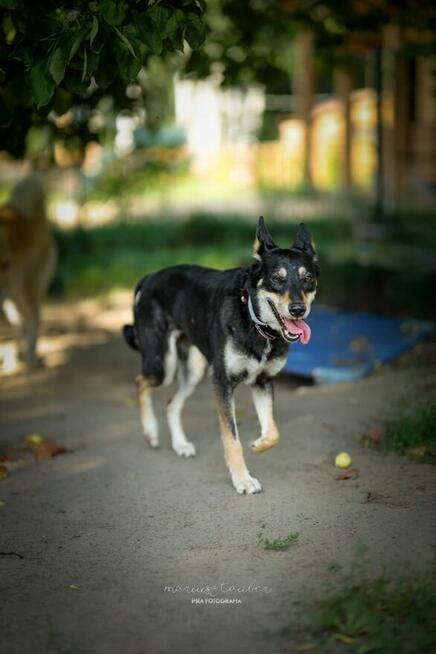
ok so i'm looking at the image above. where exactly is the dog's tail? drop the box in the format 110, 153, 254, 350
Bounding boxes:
122, 324, 139, 351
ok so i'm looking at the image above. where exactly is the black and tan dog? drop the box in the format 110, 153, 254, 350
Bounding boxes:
123, 218, 318, 494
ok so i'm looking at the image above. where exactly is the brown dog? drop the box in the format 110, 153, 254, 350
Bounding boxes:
0, 174, 56, 367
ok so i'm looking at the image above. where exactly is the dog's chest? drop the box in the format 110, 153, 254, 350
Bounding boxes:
224, 339, 286, 384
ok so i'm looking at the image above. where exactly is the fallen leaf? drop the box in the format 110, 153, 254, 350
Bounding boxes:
34, 441, 67, 462
0, 500, 5, 507
336, 467, 360, 480
0, 465, 8, 480
366, 426, 382, 443
0, 454, 12, 462
68, 584, 80, 590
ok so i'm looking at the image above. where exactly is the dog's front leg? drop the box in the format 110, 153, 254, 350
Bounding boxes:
214, 377, 262, 495
250, 378, 280, 453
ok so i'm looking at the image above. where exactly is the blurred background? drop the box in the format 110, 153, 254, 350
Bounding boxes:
1, 1, 435, 321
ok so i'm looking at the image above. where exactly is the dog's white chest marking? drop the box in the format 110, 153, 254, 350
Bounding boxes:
224, 339, 286, 385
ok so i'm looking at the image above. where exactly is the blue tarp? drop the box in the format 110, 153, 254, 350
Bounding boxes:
283, 306, 434, 384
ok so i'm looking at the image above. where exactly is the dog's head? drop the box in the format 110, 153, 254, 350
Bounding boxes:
251, 217, 319, 344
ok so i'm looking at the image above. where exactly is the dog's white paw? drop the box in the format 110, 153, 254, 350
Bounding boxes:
173, 441, 196, 458
233, 474, 263, 495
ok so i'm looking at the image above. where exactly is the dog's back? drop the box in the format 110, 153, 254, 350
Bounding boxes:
0, 174, 53, 265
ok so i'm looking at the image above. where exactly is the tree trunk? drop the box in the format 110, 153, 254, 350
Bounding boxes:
381, 24, 410, 213
293, 28, 315, 189
334, 66, 354, 190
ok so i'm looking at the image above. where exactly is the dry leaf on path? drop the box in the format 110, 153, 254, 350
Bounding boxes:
34, 441, 67, 462
336, 467, 360, 480
366, 426, 383, 444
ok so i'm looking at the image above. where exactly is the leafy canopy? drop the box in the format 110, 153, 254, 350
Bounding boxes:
0, 0, 205, 155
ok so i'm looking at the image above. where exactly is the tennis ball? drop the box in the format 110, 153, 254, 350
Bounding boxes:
335, 452, 352, 468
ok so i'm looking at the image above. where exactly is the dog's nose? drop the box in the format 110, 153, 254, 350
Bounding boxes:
289, 303, 306, 318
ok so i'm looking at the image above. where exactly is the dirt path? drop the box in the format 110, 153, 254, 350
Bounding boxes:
1, 297, 435, 654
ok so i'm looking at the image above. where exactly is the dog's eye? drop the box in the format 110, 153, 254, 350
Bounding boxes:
270, 273, 282, 284
304, 273, 314, 283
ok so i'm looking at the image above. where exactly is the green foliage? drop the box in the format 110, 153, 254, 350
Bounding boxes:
83, 151, 190, 202
184, 0, 436, 89
384, 404, 436, 462
51, 217, 252, 297
30, 60, 56, 109
48, 212, 436, 322
0, 0, 205, 155
257, 531, 299, 551
290, 572, 436, 653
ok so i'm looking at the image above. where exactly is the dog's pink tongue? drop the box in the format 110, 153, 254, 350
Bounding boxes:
283, 318, 311, 345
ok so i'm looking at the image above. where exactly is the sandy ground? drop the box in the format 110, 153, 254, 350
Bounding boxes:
1, 295, 435, 654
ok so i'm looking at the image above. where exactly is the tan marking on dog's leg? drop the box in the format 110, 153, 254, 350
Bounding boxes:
216, 396, 262, 494
250, 385, 280, 453
167, 347, 207, 458
136, 374, 159, 448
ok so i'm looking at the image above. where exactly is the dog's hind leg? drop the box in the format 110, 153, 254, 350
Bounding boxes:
1, 298, 21, 372
6, 285, 40, 365
8, 238, 56, 366
136, 374, 159, 448
250, 379, 280, 453
167, 345, 207, 458
214, 380, 262, 494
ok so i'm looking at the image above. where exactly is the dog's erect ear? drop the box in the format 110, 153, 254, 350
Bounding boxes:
253, 216, 276, 260
292, 223, 317, 259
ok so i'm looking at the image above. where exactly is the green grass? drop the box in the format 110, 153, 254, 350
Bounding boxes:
51, 214, 351, 297
257, 531, 299, 551
384, 404, 436, 462
288, 573, 436, 654
49, 212, 436, 320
